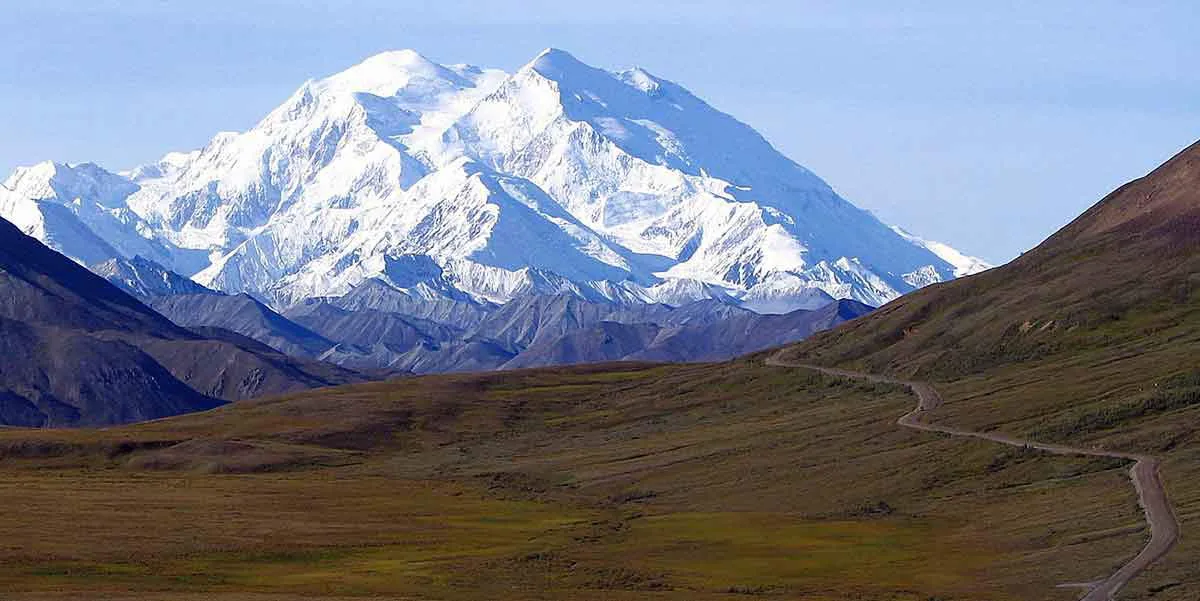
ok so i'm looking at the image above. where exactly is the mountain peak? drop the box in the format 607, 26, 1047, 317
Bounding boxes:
317, 49, 467, 97
4, 160, 136, 207
4, 160, 59, 191
525, 47, 591, 79
533, 47, 578, 62
357, 49, 439, 71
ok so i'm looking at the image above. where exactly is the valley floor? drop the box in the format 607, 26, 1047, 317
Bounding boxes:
0, 359, 1187, 600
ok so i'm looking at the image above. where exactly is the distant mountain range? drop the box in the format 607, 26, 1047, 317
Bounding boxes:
0, 48, 987, 314
0, 211, 871, 426
111, 268, 873, 373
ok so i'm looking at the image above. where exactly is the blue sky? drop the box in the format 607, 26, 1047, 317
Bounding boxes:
1, 1, 1195, 263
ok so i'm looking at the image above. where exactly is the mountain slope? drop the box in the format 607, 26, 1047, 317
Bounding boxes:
0, 317, 221, 426
504, 299, 872, 369
770, 140, 1200, 600
149, 293, 336, 358
633, 299, 875, 362
0, 216, 217, 425
499, 321, 663, 368
0, 214, 183, 335
889, 225, 992, 277
1, 48, 987, 312
0, 216, 366, 426
93, 255, 219, 299
439, 48, 964, 302
0, 162, 181, 268
782, 140, 1200, 379
272, 286, 867, 373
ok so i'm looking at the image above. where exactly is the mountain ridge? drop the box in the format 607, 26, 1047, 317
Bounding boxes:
0, 48, 988, 313
778, 139, 1200, 379
0, 216, 367, 427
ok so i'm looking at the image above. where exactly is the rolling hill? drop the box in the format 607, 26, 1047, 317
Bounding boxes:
773, 139, 1200, 599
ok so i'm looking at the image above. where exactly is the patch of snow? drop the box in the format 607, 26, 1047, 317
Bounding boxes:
890, 225, 992, 277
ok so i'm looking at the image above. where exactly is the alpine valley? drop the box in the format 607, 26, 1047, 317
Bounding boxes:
0, 48, 987, 378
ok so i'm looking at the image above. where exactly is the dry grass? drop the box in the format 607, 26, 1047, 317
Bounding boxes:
760, 143, 1200, 599
0, 359, 1160, 600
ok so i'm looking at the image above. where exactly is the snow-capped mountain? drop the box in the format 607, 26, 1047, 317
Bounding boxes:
0, 48, 988, 311
0, 162, 177, 267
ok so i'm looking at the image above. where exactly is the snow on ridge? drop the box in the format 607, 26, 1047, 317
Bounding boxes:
0, 47, 989, 314
889, 225, 992, 277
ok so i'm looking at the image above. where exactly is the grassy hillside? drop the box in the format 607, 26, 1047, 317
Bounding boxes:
0, 360, 1153, 600
782, 140, 1200, 379
772, 141, 1200, 599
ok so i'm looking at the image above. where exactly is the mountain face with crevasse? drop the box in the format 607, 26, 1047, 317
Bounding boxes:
0, 48, 987, 314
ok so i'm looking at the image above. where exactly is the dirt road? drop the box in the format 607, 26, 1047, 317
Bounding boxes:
765, 355, 1179, 601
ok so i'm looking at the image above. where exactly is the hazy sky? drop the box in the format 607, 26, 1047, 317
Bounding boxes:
2, 1, 1196, 263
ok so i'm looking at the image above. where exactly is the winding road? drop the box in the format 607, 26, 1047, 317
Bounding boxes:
765, 354, 1180, 601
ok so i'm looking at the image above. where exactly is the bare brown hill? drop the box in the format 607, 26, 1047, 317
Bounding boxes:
0, 217, 365, 426
780, 140, 1200, 380
1047, 139, 1200, 248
